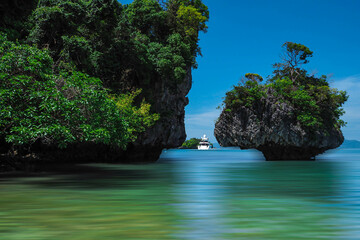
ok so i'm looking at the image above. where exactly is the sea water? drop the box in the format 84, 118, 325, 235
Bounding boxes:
0, 148, 360, 239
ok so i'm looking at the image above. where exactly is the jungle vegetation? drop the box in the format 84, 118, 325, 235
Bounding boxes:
222, 42, 348, 130
0, 0, 209, 153
179, 137, 211, 149
180, 137, 213, 149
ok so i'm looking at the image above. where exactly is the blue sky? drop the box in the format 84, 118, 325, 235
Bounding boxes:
121, 0, 360, 142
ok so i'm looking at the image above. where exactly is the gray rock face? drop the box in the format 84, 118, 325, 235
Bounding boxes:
123, 68, 192, 162
214, 89, 344, 160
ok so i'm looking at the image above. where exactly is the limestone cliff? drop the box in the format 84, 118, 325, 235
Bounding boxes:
123, 68, 192, 162
214, 88, 344, 160
0, 0, 209, 170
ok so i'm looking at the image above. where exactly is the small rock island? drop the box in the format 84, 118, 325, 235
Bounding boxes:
215, 42, 348, 160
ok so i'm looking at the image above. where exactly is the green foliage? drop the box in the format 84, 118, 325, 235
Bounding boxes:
245, 73, 263, 82
283, 42, 313, 64
223, 76, 266, 109
180, 137, 213, 149
270, 77, 321, 127
222, 43, 348, 130
0, 0, 209, 154
0, 0, 37, 41
25, 0, 208, 90
110, 89, 160, 142
125, 0, 167, 38
180, 138, 201, 149
272, 42, 314, 83
147, 33, 192, 82
166, 0, 209, 59
176, 4, 207, 39
0, 35, 158, 150
269, 76, 348, 128
168, 0, 209, 33
27, 0, 87, 55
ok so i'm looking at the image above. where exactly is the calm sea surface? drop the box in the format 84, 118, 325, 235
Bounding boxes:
1, 148, 360, 239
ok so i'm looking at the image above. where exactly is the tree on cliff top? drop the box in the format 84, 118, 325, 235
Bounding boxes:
221, 42, 348, 130
272, 42, 313, 83
244, 73, 263, 83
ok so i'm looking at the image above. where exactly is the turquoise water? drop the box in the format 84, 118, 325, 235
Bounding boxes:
1, 148, 360, 239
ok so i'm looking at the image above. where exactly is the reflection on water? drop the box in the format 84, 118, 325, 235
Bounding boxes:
0, 149, 360, 239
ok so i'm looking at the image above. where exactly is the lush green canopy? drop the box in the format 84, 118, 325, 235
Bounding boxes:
0, 0, 209, 153
222, 42, 348, 130
25, 0, 209, 91
0, 35, 159, 149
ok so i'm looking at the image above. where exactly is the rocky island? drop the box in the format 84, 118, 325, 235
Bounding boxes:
0, 0, 209, 170
215, 43, 348, 160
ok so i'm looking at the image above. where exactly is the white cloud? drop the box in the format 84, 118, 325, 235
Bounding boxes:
185, 108, 221, 127
332, 75, 360, 140
185, 108, 222, 141
331, 75, 360, 88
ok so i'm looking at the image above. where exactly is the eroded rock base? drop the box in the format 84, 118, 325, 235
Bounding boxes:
258, 146, 325, 161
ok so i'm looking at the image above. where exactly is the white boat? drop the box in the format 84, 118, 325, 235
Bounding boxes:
198, 134, 211, 150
